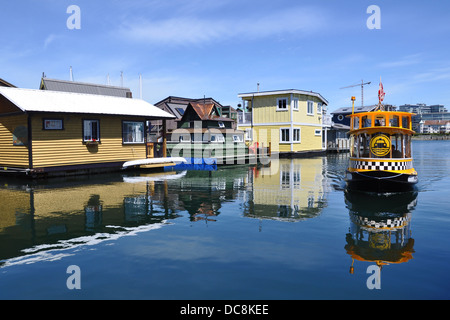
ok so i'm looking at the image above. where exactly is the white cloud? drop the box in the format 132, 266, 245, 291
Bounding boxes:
44, 34, 58, 49
378, 53, 422, 68
118, 6, 327, 46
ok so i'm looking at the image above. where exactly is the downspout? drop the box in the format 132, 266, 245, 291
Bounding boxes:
27, 113, 33, 170
290, 93, 294, 152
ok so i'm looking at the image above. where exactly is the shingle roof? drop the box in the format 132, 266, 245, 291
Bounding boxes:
0, 87, 175, 119
40, 78, 132, 98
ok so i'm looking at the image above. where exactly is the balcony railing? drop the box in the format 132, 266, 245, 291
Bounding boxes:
238, 112, 252, 125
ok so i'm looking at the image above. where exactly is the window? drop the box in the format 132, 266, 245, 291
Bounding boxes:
293, 128, 301, 142
317, 103, 322, 114
245, 128, 253, 141
307, 101, 314, 115
233, 135, 243, 142
210, 134, 224, 142
175, 108, 185, 116
123, 121, 145, 144
280, 128, 290, 143
315, 129, 322, 136
83, 120, 100, 142
277, 98, 288, 111
292, 98, 299, 111
43, 119, 63, 130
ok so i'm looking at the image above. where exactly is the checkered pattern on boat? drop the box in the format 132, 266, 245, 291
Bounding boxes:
350, 213, 411, 230
350, 159, 413, 171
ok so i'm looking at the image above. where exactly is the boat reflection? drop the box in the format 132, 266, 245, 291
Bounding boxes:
344, 190, 418, 274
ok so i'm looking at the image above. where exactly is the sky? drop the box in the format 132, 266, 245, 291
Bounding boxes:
1, 0, 450, 113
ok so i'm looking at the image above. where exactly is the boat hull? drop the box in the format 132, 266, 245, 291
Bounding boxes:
345, 170, 418, 193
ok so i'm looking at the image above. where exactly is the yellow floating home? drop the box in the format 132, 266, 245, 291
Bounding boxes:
237, 89, 329, 157
0, 87, 176, 177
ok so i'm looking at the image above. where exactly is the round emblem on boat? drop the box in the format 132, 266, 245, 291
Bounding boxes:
370, 134, 391, 157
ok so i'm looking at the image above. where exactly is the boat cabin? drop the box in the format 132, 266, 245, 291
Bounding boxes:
345, 109, 418, 192
348, 111, 414, 160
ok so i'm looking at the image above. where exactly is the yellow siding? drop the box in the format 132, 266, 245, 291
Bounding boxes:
292, 95, 322, 125
293, 125, 322, 152
0, 114, 29, 167
31, 114, 147, 168
253, 95, 291, 124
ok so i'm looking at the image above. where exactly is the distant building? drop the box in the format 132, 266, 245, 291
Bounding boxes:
220, 105, 238, 122
153, 96, 229, 137
419, 120, 450, 134
170, 101, 242, 143
398, 103, 450, 132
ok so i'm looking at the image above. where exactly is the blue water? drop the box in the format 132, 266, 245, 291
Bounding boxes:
0, 140, 449, 300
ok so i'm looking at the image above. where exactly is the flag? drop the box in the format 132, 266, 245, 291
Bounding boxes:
378, 77, 385, 103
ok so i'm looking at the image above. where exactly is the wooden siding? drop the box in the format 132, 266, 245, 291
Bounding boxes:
31, 114, 147, 168
0, 114, 29, 168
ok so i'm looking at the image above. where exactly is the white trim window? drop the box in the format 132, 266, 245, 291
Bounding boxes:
210, 134, 225, 143
292, 98, 299, 111
123, 121, 145, 144
293, 128, 301, 142
233, 135, 243, 143
315, 129, 322, 136
307, 101, 314, 115
280, 128, 290, 143
83, 119, 100, 142
244, 128, 253, 141
277, 98, 288, 111
317, 103, 322, 114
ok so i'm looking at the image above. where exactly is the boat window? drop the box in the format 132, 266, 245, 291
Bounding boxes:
352, 116, 360, 129
391, 134, 403, 158
362, 116, 371, 128
402, 116, 411, 129
390, 115, 399, 127
375, 115, 385, 126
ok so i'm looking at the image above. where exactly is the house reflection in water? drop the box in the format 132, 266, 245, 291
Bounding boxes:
0, 172, 185, 264
244, 158, 328, 222
344, 191, 418, 274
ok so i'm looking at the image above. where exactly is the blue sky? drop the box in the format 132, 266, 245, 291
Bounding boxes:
1, 0, 450, 112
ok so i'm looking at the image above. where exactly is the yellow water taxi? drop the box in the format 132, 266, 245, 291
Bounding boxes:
345, 94, 418, 192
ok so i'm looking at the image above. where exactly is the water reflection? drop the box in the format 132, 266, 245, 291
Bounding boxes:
344, 190, 418, 274
243, 158, 329, 222
0, 158, 331, 266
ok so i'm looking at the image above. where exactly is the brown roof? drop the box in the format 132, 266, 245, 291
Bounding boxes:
187, 102, 233, 121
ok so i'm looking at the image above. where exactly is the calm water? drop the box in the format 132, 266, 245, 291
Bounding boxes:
0, 140, 449, 300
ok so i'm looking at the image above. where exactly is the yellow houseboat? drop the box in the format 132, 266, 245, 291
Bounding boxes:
0, 87, 177, 178
345, 100, 418, 192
